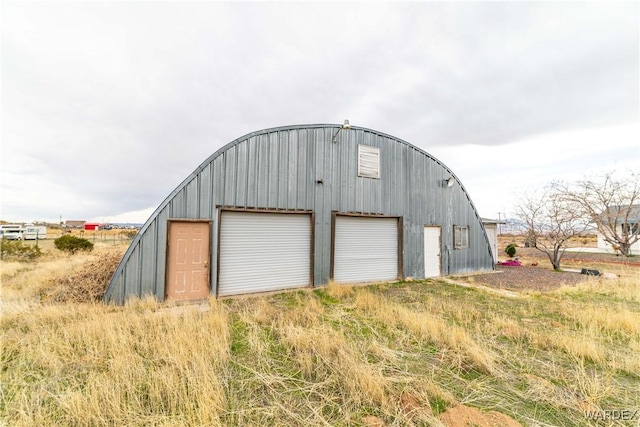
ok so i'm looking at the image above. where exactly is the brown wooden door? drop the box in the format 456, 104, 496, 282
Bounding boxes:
166, 221, 210, 301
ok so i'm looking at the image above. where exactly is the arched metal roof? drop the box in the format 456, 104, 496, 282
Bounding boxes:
105, 124, 493, 303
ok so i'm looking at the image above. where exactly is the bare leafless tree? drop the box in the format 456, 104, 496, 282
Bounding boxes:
515, 187, 591, 270
554, 172, 640, 256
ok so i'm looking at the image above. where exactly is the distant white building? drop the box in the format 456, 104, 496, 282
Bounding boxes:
0, 224, 23, 240
23, 226, 47, 240
597, 205, 640, 255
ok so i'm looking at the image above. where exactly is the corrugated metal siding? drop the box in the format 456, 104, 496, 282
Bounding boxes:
139, 223, 157, 297
104, 124, 494, 304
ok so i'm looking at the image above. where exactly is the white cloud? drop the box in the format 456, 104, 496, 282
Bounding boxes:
90, 207, 156, 225
1, 2, 638, 224
429, 123, 640, 218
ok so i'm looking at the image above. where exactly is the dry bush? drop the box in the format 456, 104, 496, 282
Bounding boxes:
41, 249, 122, 303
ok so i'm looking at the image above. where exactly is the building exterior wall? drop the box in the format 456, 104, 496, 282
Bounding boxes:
105, 124, 494, 304
597, 226, 640, 255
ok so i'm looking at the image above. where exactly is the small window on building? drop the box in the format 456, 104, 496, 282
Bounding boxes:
622, 222, 639, 236
454, 225, 469, 249
358, 145, 380, 179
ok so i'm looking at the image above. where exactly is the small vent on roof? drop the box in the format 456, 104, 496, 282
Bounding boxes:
358, 145, 380, 179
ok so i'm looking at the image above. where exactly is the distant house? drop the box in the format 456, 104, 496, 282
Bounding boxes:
597, 205, 640, 255
65, 220, 86, 229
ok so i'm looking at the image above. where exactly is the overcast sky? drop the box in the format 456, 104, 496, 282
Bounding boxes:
1, 1, 638, 224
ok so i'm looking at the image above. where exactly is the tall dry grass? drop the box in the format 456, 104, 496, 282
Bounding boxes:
552, 269, 640, 302
353, 288, 497, 375
2, 297, 230, 426
2, 248, 639, 426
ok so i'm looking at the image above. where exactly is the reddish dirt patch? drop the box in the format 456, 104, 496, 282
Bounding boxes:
440, 404, 521, 427
400, 391, 432, 418
400, 391, 421, 414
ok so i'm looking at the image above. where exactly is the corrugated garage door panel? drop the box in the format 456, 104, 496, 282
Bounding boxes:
218, 211, 311, 296
334, 216, 398, 283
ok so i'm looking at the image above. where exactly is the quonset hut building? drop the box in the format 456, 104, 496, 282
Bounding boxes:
105, 124, 494, 304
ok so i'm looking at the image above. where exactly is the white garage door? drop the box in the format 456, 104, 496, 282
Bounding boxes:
333, 216, 399, 283
218, 211, 311, 296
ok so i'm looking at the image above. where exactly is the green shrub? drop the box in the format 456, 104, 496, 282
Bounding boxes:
0, 239, 43, 261
54, 235, 94, 254
505, 243, 517, 258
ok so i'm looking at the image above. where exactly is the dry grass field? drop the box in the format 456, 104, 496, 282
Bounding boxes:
1, 241, 639, 426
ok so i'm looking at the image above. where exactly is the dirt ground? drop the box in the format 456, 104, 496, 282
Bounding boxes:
460, 247, 639, 292
440, 404, 522, 427
458, 265, 589, 291
362, 404, 523, 427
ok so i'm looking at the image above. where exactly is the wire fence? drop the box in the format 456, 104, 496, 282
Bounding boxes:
33, 230, 138, 244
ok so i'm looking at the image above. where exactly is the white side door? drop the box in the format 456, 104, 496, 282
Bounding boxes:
424, 226, 441, 278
